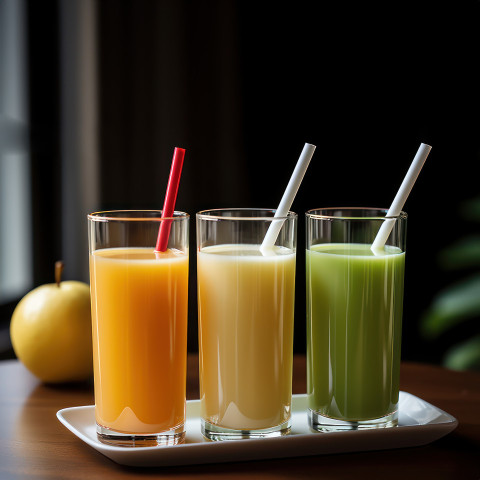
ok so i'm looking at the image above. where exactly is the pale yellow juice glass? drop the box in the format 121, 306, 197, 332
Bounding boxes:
88, 210, 189, 447
196, 208, 297, 440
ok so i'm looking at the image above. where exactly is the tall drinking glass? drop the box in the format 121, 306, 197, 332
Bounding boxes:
197, 208, 297, 440
306, 208, 406, 432
88, 210, 189, 446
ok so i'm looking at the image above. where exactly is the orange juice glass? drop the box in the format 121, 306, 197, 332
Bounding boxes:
88, 210, 189, 446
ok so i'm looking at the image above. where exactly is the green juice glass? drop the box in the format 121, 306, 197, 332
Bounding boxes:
306, 208, 407, 432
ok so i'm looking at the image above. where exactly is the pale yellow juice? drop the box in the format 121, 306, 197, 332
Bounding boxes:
197, 244, 296, 430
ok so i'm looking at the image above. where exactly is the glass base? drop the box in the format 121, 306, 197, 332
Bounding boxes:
201, 418, 291, 441
96, 423, 185, 447
308, 409, 398, 432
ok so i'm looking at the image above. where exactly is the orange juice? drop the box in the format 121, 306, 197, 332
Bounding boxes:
90, 247, 188, 434
197, 244, 295, 431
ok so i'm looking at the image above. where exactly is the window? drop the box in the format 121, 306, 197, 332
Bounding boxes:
0, 0, 32, 358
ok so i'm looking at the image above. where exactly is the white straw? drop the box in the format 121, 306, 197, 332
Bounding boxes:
371, 143, 432, 253
260, 143, 316, 255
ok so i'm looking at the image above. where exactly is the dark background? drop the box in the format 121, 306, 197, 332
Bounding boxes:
2, 0, 479, 364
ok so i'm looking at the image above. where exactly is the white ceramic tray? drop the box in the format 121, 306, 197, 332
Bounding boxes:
57, 392, 458, 467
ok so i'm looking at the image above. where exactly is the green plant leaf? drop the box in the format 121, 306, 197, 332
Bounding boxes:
438, 235, 480, 270
460, 197, 480, 222
420, 274, 480, 338
443, 335, 480, 371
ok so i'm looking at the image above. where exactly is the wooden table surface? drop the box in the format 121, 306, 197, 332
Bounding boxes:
0, 355, 479, 480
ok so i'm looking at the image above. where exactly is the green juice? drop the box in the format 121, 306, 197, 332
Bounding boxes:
306, 243, 405, 421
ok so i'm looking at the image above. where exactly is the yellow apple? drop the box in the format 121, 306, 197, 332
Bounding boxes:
10, 262, 93, 383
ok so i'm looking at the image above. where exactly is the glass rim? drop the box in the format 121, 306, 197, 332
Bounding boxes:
305, 207, 408, 221
87, 210, 190, 222
196, 208, 297, 221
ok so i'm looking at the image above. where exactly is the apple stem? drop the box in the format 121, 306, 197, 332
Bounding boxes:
55, 261, 64, 287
